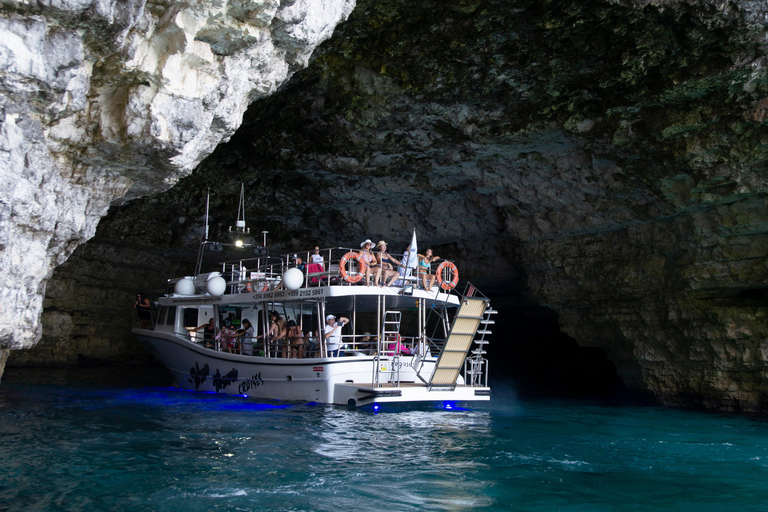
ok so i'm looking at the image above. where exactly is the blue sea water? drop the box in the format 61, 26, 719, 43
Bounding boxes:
1, 368, 767, 511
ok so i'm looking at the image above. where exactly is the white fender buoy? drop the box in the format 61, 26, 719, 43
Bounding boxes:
206, 276, 226, 296
174, 277, 195, 295
283, 267, 304, 290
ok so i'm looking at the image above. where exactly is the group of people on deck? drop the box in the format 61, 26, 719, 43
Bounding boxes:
358, 239, 440, 291
187, 312, 414, 358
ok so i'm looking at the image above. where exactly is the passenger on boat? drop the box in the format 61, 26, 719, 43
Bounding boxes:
376, 241, 403, 287
187, 318, 215, 348
310, 246, 325, 270
386, 335, 414, 356
418, 248, 440, 291
324, 314, 348, 357
216, 325, 235, 353
304, 329, 320, 358
358, 239, 380, 286
134, 292, 152, 328
234, 319, 255, 355
287, 319, 304, 359
293, 255, 306, 272
359, 331, 374, 355
270, 311, 288, 358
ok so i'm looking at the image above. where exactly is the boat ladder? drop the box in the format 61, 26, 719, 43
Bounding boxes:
464, 307, 496, 387
428, 296, 490, 391
374, 311, 402, 387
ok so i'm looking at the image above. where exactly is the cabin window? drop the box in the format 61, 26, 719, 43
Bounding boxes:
183, 308, 199, 329
166, 306, 176, 326
156, 307, 167, 326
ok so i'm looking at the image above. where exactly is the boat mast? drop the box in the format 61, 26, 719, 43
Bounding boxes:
195, 189, 211, 275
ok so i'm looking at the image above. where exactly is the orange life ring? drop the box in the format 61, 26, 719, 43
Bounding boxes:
339, 251, 366, 283
436, 261, 459, 290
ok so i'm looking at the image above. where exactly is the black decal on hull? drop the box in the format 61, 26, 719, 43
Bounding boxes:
237, 373, 264, 394
213, 368, 239, 392
189, 362, 210, 388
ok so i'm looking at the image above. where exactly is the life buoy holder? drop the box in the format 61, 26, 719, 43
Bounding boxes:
339, 251, 366, 283
436, 261, 459, 290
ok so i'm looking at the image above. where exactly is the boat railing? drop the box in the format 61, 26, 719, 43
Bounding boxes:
131, 306, 158, 330
219, 247, 459, 293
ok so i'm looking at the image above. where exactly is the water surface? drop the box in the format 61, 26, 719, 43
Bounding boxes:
1, 368, 766, 511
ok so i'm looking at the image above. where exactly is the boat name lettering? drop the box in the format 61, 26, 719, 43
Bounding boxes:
171, 297, 222, 304
212, 368, 239, 392
395, 361, 414, 369
189, 362, 210, 389
238, 373, 264, 394
312, 366, 324, 372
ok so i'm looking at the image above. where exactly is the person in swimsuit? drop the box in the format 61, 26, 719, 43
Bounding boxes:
418, 248, 440, 291
286, 319, 305, 358
376, 241, 402, 287
358, 239, 381, 286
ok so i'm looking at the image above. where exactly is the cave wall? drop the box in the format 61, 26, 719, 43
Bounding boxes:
0, 0, 355, 372
8, 0, 768, 412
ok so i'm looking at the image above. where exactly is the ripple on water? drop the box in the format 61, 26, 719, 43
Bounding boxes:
2, 370, 768, 511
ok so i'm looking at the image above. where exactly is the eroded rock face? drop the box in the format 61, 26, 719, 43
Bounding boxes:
0, 0, 355, 362
7, 0, 768, 412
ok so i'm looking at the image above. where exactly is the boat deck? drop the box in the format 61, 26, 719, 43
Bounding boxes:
333, 381, 491, 407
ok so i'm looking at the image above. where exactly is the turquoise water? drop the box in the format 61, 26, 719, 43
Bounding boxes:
1, 368, 767, 511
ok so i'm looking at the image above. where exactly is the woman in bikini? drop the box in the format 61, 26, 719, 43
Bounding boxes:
358, 239, 381, 286
376, 241, 403, 287
418, 248, 440, 291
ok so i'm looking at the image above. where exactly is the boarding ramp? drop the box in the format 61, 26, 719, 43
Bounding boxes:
428, 296, 490, 390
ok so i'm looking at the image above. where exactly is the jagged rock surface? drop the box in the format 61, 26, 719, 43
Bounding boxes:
8, 0, 768, 412
0, 0, 355, 367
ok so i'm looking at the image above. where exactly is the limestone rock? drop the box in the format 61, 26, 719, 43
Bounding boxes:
0, 0, 354, 351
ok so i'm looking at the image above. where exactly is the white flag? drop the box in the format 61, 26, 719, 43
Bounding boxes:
406, 229, 418, 275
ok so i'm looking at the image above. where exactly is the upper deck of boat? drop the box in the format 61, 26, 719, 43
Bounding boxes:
161, 246, 464, 312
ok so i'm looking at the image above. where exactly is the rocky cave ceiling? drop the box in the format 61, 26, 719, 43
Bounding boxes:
3, 0, 768, 411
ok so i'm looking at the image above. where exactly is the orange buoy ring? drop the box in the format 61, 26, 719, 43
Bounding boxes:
436, 261, 459, 290
339, 251, 366, 283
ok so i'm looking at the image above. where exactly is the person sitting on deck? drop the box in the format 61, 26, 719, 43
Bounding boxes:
386, 334, 414, 356
417, 248, 440, 291
324, 314, 349, 356
358, 239, 380, 286
187, 318, 215, 348
376, 241, 403, 287
310, 246, 325, 270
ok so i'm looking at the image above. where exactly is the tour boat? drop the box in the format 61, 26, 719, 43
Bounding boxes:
132, 191, 493, 408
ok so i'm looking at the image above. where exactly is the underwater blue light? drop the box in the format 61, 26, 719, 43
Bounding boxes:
373, 404, 380, 412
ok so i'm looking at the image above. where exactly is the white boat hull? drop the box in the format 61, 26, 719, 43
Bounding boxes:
135, 330, 490, 407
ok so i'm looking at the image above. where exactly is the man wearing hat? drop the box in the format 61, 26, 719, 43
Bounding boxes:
324, 314, 349, 356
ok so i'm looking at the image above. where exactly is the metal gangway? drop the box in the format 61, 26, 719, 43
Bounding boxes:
428, 290, 492, 390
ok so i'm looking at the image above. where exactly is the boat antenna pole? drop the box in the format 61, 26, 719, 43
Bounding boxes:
233, 183, 246, 233
195, 189, 210, 275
